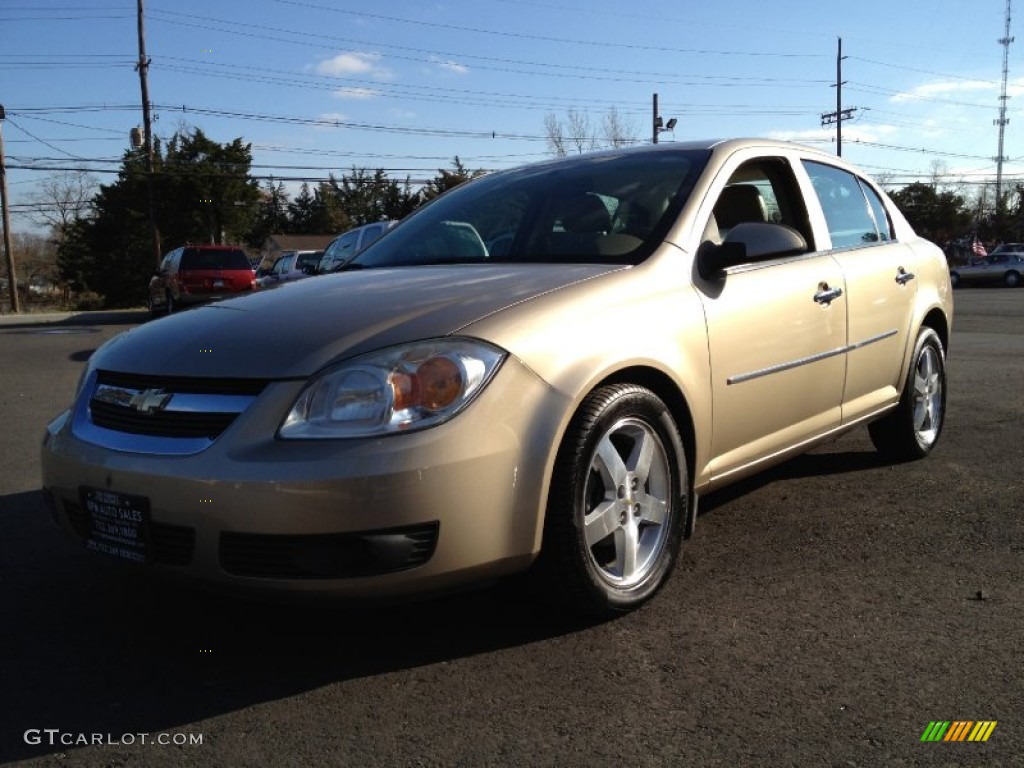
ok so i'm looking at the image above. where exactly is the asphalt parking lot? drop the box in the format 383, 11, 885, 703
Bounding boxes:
1, 289, 1021, 767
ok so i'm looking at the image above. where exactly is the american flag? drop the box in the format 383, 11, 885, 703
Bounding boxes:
972, 236, 988, 258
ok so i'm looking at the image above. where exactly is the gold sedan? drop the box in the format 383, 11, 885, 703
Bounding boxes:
41, 139, 952, 618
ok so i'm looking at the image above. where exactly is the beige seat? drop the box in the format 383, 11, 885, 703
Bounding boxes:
713, 184, 767, 238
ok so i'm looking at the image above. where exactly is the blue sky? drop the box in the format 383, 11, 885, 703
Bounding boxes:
3, 0, 1023, 234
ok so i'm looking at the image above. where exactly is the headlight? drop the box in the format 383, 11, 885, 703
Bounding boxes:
278, 339, 506, 439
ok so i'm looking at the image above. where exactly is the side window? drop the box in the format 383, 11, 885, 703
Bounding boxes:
159, 252, 174, 272
803, 161, 881, 249
336, 230, 359, 258
859, 181, 893, 242
359, 224, 385, 251
704, 157, 813, 249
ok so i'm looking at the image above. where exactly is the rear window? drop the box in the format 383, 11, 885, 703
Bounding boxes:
296, 251, 323, 270
181, 248, 251, 271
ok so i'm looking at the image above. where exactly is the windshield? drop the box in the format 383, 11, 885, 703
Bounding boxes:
353, 149, 709, 268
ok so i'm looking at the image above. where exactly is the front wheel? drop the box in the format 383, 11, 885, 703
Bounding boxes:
949, 271, 960, 288
535, 384, 687, 618
1005, 271, 1021, 288
868, 327, 946, 461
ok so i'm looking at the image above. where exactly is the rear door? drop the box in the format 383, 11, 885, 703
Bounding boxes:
800, 161, 919, 422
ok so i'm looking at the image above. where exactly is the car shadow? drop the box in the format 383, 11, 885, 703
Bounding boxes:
699, 446, 891, 515
3, 446, 894, 761
0, 309, 148, 331
0, 489, 595, 763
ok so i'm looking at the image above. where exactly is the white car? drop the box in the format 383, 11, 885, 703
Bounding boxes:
317, 221, 396, 273
257, 250, 324, 289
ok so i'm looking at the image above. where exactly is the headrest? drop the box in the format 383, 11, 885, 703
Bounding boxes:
714, 185, 767, 230
560, 194, 612, 233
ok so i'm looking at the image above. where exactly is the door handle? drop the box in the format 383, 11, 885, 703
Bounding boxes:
813, 285, 843, 305
896, 267, 916, 285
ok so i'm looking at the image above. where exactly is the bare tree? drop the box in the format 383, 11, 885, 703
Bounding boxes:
29, 171, 98, 241
566, 110, 596, 155
872, 171, 896, 190
544, 108, 636, 156
544, 113, 567, 157
928, 159, 949, 190
12, 232, 59, 300
603, 106, 638, 148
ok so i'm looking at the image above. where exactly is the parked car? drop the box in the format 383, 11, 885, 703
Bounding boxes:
317, 220, 395, 273
147, 245, 256, 317
950, 245, 1024, 287
256, 250, 324, 290
43, 139, 952, 618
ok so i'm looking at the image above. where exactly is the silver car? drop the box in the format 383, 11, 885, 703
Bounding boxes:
950, 246, 1024, 287
41, 140, 953, 617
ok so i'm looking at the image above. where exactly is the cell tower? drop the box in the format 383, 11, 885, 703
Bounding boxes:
995, 0, 1014, 209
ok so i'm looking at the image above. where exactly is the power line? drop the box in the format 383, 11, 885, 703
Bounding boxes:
149, 12, 829, 88
268, 0, 827, 59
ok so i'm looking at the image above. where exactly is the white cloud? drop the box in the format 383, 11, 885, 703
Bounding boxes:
439, 60, 469, 75
769, 123, 898, 146
315, 52, 391, 80
890, 79, 995, 103
428, 55, 469, 75
333, 87, 381, 100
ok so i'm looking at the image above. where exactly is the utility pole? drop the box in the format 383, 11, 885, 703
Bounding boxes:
136, 0, 162, 267
0, 105, 19, 313
651, 93, 676, 144
820, 37, 856, 156
652, 93, 660, 144
994, 0, 1014, 212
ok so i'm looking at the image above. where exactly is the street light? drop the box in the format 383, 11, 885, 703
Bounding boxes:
651, 93, 677, 144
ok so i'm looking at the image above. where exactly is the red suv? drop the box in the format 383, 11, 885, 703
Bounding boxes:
148, 245, 256, 317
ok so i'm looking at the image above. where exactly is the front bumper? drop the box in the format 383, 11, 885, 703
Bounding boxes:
40, 359, 564, 598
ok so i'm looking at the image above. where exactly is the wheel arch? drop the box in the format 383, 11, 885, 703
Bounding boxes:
596, 366, 697, 489
921, 306, 950, 355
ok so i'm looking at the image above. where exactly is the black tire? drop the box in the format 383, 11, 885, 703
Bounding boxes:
147, 293, 160, 319
868, 327, 946, 461
535, 384, 687, 618
1005, 271, 1021, 288
165, 292, 175, 315
949, 271, 960, 288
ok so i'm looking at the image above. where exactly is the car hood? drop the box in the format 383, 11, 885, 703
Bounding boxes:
96, 264, 623, 379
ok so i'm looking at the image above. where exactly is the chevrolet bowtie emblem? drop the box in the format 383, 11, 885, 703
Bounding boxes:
128, 388, 173, 413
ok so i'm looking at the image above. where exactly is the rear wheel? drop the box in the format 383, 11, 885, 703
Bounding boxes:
868, 327, 946, 461
536, 384, 687, 618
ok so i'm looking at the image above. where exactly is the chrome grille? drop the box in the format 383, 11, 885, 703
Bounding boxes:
73, 370, 267, 455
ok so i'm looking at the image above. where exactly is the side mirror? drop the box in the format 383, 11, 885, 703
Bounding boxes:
698, 222, 807, 280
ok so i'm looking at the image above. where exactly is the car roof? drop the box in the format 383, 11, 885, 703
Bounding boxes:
478, 139, 859, 183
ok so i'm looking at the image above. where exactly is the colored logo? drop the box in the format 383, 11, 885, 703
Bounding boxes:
920, 721, 997, 742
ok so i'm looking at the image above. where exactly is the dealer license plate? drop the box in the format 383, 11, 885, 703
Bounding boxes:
79, 487, 151, 564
